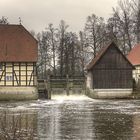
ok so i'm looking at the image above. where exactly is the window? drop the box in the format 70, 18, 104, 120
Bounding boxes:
6, 76, 13, 81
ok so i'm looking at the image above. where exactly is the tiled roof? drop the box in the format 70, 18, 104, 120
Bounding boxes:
127, 44, 140, 66
0, 24, 38, 62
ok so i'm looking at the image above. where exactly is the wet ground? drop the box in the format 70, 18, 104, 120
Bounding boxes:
0, 95, 140, 140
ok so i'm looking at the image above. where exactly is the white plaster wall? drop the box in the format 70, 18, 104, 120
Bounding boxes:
133, 66, 140, 83
0, 63, 35, 86
86, 71, 93, 89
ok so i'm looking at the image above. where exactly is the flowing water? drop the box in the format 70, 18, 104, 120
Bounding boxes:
0, 95, 140, 139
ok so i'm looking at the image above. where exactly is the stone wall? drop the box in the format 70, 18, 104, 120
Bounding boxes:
0, 87, 38, 100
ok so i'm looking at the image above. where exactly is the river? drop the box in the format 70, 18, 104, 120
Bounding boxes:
0, 95, 140, 140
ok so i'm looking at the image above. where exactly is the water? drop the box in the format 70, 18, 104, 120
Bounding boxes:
0, 96, 140, 139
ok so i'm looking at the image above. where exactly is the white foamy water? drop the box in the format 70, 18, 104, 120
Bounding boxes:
51, 94, 91, 100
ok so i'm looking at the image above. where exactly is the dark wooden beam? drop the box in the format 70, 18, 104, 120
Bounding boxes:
26, 62, 27, 86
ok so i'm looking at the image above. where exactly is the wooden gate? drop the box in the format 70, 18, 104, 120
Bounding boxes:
49, 75, 86, 95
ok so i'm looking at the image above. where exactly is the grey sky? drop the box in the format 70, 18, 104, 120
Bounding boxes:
0, 0, 118, 33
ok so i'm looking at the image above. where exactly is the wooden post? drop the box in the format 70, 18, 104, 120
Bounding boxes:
47, 75, 51, 99
84, 77, 87, 95
19, 112, 22, 131
66, 74, 69, 96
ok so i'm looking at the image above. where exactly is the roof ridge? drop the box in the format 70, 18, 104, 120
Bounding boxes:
86, 42, 115, 70
86, 42, 134, 70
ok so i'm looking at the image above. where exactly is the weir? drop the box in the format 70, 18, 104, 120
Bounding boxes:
37, 75, 86, 99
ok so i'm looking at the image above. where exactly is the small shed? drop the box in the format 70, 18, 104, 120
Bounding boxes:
0, 24, 38, 100
127, 44, 140, 89
86, 42, 134, 98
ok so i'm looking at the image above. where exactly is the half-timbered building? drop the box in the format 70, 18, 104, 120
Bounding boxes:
127, 44, 140, 89
0, 24, 38, 100
86, 42, 134, 98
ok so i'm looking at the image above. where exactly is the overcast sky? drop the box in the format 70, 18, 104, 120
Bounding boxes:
0, 0, 118, 33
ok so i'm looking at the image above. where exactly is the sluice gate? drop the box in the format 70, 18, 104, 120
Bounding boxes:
38, 75, 86, 99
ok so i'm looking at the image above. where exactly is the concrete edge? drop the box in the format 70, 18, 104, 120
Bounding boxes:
86, 88, 133, 99
0, 93, 38, 101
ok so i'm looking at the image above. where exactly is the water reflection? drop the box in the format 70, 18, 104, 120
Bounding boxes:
38, 100, 94, 139
0, 98, 140, 139
92, 109, 133, 140
0, 110, 38, 140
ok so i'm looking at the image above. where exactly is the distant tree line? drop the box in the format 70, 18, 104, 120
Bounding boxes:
1, 0, 140, 78
36, 21, 85, 78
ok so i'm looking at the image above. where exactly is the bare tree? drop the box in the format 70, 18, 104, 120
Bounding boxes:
107, 0, 133, 54
79, 31, 89, 74
46, 24, 58, 76
84, 14, 107, 59
57, 20, 69, 76
131, 0, 140, 43
37, 31, 51, 78
0, 16, 9, 24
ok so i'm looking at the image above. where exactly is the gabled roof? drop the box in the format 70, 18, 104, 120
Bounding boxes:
127, 44, 140, 66
0, 24, 38, 62
86, 42, 134, 70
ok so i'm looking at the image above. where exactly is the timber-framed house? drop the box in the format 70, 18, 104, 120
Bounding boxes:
0, 24, 38, 100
